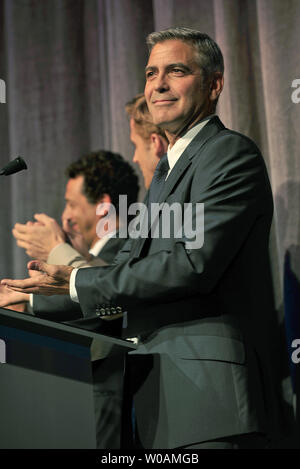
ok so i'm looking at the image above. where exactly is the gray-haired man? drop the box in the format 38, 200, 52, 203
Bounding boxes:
2, 27, 281, 449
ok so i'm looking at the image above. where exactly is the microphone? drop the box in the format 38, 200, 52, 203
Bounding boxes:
0, 157, 27, 176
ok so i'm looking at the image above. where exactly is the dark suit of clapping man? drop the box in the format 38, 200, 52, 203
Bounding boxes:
2, 27, 282, 449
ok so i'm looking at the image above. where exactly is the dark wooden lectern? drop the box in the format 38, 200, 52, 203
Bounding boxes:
0, 307, 136, 448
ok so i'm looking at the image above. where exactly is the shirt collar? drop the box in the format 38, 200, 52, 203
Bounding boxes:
167, 115, 215, 175
89, 231, 116, 257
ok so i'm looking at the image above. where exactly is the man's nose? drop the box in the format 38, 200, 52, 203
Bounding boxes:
154, 72, 169, 92
133, 151, 139, 164
62, 207, 71, 222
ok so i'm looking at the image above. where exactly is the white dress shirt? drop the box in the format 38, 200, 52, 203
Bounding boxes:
166, 115, 214, 177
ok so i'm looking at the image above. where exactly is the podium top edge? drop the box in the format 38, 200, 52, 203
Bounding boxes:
0, 307, 137, 350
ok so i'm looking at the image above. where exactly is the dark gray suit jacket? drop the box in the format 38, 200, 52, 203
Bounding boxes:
75, 117, 282, 448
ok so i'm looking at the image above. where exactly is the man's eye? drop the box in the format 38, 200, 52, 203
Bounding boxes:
170, 68, 185, 75
146, 71, 155, 80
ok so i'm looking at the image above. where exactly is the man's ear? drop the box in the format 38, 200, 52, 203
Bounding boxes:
150, 133, 168, 158
95, 193, 118, 237
98, 193, 111, 205
96, 193, 112, 218
209, 73, 224, 101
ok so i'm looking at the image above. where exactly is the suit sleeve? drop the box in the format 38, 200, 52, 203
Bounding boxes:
47, 243, 107, 268
76, 133, 272, 316
32, 294, 83, 321
33, 245, 108, 319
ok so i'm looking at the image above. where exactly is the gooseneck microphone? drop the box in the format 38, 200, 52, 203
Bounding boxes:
0, 157, 27, 176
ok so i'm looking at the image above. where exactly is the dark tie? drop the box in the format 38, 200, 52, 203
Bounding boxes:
147, 153, 170, 207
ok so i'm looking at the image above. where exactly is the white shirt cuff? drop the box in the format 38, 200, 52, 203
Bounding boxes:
29, 293, 33, 307
70, 268, 80, 303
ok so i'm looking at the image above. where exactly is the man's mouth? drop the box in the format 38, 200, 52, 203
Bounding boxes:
152, 98, 177, 105
70, 221, 80, 232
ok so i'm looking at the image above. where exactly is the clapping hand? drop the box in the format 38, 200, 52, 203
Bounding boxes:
1, 260, 74, 296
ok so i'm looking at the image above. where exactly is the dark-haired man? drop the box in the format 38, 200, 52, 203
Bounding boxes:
0, 150, 139, 449
2, 28, 281, 449
6, 150, 138, 318
13, 150, 138, 270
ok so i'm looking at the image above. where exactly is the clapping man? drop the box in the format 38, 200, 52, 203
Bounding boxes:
0, 150, 139, 449
2, 28, 281, 448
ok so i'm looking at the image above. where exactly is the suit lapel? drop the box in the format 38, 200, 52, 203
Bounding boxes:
158, 116, 225, 204
131, 116, 225, 257
98, 235, 127, 263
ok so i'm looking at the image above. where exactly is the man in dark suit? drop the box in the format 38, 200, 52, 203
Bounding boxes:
2, 27, 282, 449
1, 150, 139, 320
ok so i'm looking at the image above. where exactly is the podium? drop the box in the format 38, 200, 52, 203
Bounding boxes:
0, 307, 136, 449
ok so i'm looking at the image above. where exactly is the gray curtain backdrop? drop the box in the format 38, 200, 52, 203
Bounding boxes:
0, 0, 299, 434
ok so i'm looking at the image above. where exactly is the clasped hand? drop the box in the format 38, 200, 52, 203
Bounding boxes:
12, 213, 66, 260
1, 261, 74, 296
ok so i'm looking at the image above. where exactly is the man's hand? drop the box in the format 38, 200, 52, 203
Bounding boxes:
12, 214, 66, 260
0, 284, 29, 308
1, 261, 73, 295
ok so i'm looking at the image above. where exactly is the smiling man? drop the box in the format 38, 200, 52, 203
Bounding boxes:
3, 150, 139, 319
12, 151, 136, 264
2, 28, 281, 449
1, 150, 139, 450
144, 37, 222, 141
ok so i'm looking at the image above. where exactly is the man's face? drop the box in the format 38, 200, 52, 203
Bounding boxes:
145, 39, 213, 135
62, 175, 98, 248
130, 118, 159, 189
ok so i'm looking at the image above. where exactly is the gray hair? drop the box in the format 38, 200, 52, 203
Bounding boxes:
146, 27, 224, 83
